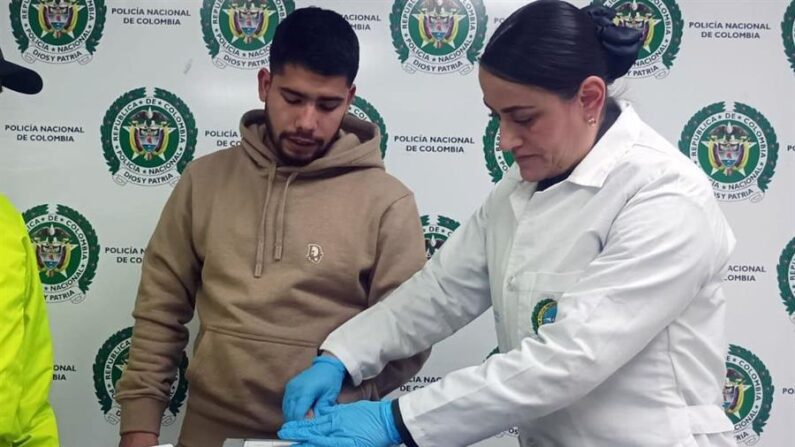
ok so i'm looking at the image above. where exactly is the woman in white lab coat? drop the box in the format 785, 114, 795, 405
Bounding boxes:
278, 1, 737, 446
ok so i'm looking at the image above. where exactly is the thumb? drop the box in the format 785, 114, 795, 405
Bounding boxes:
317, 386, 340, 408
313, 397, 335, 417
287, 395, 317, 422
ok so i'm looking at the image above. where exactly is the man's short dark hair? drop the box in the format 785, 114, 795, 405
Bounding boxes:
270, 7, 359, 86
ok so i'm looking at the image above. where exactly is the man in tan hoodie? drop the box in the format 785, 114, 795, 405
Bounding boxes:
116, 7, 428, 447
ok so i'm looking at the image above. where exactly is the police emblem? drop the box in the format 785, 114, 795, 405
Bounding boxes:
591, 0, 683, 79
348, 96, 389, 159
421, 214, 460, 259
101, 87, 197, 187
531, 298, 558, 334
10, 0, 106, 64
777, 237, 795, 324
201, 0, 295, 69
23, 204, 99, 304
93, 327, 188, 426
390, 0, 486, 75
724, 344, 774, 446
783, 1, 795, 73
482, 115, 514, 183
679, 102, 778, 202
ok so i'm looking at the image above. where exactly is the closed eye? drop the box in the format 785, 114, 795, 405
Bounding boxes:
490, 112, 533, 125
282, 94, 302, 105
317, 101, 342, 112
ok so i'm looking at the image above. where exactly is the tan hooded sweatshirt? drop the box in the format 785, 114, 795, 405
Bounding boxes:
115, 110, 429, 447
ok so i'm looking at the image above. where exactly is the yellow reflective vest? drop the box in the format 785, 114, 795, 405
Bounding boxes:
0, 195, 59, 446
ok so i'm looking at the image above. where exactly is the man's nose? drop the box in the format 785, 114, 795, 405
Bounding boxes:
295, 104, 318, 133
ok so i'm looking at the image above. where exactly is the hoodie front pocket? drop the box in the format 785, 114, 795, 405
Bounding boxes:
185, 327, 318, 432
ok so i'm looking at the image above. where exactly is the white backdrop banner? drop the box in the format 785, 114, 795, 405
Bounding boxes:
1, 1, 794, 446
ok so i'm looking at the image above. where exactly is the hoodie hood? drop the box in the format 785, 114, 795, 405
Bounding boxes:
237, 109, 385, 277
239, 108, 384, 174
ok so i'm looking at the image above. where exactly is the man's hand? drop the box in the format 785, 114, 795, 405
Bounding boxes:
282, 355, 347, 422
119, 431, 159, 447
278, 400, 401, 447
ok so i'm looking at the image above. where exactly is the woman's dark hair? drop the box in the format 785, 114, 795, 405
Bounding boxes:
270, 7, 359, 86
480, 0, 643, 98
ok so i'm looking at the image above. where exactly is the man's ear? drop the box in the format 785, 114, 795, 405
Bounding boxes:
578, 75, 607, 123
258, 68, 272, 103
346, 84, 357, 107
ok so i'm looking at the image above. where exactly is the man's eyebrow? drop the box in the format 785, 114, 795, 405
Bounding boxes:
280, 87, 345, 102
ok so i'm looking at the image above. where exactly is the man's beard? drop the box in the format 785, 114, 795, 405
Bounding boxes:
263, 109, 335, 167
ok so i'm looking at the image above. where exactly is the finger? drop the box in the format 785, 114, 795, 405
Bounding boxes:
313, 399, 335, 417
279, 417, 334, 439
281, 414, 333, 430
315, 401, 360, 419
283, 396, 297, 422
282, 380, 301, 416
286, 395, 317, 422
319, 389, 340, 406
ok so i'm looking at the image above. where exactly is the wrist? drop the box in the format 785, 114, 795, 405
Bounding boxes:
391, 399, 418, 447
380, 400, 402, 445
318, 350, 338, 360
312, 354, 346, 376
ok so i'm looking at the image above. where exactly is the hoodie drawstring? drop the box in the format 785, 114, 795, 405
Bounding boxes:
254, 164, 277, 278
274, 172, 299, 261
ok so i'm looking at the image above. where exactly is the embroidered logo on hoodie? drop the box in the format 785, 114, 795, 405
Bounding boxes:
306, 243, 324, 264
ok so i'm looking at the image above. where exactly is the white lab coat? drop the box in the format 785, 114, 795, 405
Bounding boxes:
322, 104, 737, 447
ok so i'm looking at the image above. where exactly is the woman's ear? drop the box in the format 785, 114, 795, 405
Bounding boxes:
578, 75, 607, 124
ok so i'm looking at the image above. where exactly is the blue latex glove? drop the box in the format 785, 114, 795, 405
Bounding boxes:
278, 400, 402, 447
283, 355, 347, 422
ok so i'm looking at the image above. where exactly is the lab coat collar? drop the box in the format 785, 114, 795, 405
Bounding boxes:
505, 101, 640, 218
567, 101, 641, 188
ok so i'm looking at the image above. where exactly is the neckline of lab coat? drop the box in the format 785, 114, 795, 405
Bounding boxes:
505, 100, 642, 190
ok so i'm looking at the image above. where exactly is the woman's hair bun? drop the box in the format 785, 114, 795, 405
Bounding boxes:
582, 4, 644, 81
